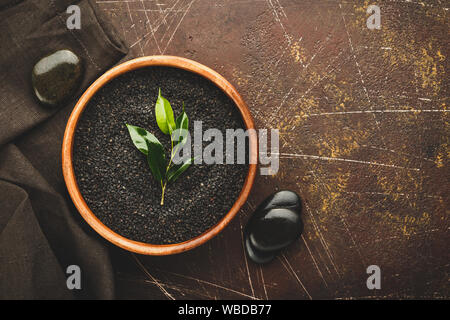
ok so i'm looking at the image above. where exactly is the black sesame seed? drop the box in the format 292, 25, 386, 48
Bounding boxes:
73, 66, 249, 244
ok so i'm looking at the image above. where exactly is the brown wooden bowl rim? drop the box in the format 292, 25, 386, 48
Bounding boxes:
62, 55, 258, 255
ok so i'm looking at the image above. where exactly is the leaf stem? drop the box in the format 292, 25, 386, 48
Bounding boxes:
160, 181, 166, 206
167, 136, 175, 171
166, 133, 181, 173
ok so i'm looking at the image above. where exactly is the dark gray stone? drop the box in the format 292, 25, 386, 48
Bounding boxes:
32, 49, 83, 106
257, 190, 302, 213
244, 236, 275, 264
248, 207, 303, 252
245, 190, 303, 264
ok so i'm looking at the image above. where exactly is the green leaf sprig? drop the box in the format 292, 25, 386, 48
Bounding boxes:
126, 89, 193, 205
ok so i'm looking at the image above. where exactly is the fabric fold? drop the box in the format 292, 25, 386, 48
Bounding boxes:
0, 0, 127, 147
0, 0, 128, 299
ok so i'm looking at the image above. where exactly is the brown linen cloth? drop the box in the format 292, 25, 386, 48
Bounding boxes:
0, 0, 127, 299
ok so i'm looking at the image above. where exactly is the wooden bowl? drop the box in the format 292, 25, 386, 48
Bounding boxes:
62, 56, 258, 255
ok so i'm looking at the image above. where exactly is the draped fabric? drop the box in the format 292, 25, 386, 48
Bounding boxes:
0, 0, 127, 299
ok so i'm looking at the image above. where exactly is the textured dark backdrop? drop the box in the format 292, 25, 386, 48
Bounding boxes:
97, 0, 449, 299
90, 0, 450, 299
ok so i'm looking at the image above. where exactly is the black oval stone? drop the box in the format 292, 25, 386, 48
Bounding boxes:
248, 207, 303, 252
258, 190, 302, 213
244, 236, 275, 264
244, 190, 303, 264
32, 49, 83, 107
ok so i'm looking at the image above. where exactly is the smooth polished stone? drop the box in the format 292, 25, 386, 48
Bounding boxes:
244, 236, 275, 264
32, 49, 83, 107
257, 190, 302, 213
248, 207, 303, 252
244, 190, 303, 264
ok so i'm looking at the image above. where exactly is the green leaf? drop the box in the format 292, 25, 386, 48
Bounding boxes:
174, 106, 189, 146
167, 157, 194, 183
155, 89, 176, 135
146, 139, 166, 183
175, 104, 188, 130
125, 124, 161, 155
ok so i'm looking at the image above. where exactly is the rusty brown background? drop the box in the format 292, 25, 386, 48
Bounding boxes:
96, 0, 449, 299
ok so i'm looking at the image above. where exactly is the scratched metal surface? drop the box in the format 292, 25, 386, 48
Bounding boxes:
97, 0, 449, 299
